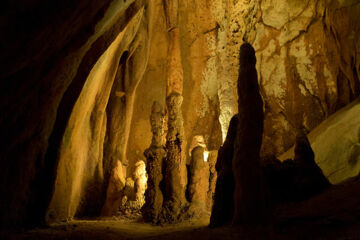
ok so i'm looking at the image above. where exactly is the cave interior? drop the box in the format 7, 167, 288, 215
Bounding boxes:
1, 0, 360, 239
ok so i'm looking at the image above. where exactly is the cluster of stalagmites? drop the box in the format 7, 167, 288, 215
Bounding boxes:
142, 43, 330, 226
101, 159, 147, 218
142, 101, 217, 224
210, 43, 330, 228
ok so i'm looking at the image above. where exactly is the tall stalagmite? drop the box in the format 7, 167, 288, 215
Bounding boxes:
161, 0, 187, 222
232, 43, 266, 224
163, 93, 187, 221
142, 101, 166, 223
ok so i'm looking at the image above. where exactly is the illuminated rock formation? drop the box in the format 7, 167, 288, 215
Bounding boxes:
0, 0, 359, 230
232, 43, 266, 225
133, 160, 147, 203
162, 93, 187, 222
101, 160, 126, 216
142, 101, 166, 223
160, 0, 188, 223
188, 146, 209, 217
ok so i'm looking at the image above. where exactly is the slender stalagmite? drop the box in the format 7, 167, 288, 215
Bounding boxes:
188, 146, 209, 217
161, 0, 187, 222
232, 43, 266, 224
142, 101, 166, 223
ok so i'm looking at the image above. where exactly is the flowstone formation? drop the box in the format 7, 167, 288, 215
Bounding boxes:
142, 101, 166, 223
101, 160, 126, 216
232, 43, 266, 225
210, 115, 237, 228
162, 92, 188, 222
187, 146, 209, 217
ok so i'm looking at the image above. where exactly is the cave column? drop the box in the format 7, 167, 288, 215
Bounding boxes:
161, 0, 187, 222
142, 101, 166, 223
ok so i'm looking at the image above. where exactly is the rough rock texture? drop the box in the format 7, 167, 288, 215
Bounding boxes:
142, 101, 166, 223
210, 115, 237, 228
126, 0, 223, 174
280, 97, 360, 184
188, 146, 210, 217
211, 0, 360, 157
232, 43, 266, 225
162, 93, 188, 223
207, 150, 218, 211
159, 0, 188, 223
126, 0, 360, 180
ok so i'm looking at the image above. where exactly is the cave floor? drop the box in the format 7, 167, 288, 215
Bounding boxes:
3, 176, 360, 240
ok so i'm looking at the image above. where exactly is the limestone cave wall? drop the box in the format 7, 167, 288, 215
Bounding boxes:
127, 0, 360, 170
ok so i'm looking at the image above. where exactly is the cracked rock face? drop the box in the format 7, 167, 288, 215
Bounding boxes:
128, 0, 360, 177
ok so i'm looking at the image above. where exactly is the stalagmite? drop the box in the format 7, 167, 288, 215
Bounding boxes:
161, 0, 187, 222
142, 101, 166, 223
188, 146, 209, 217
292, 129, 330, 199
210, 115, 238, 227
162, 93, 187, 222
232, 43, 266, 225
133, 160, 147, 203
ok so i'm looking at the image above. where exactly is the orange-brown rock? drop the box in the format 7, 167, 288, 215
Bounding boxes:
142, 101, 166, 223
162, 93, 188, 223
188, 146, 209, 217
101, 161, 126, 217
